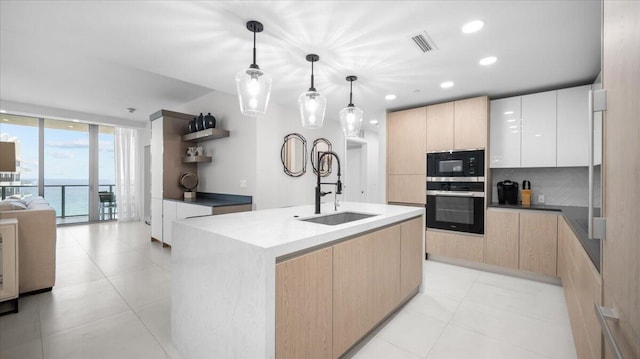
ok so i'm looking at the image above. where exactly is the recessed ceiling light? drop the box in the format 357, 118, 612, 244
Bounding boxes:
462, 20, 484, 34
504, 111, 514, 115
440, 81, 454, 89
370, 120, 379, 125
509, 125, 518, 129
0, 110, 6, 113
507, 119, 516, 123
72, 119, 80, 123
479, 56, 497, 66
68, 125, 74, 128
535, 134, 542, 137
385, 94, 397, 101
2, 118, 8, 122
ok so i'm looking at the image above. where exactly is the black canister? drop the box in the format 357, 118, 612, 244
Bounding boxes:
204, 113, 216, 129
497, 180, 519, 205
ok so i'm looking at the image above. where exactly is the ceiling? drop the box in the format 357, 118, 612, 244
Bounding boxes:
0, 1, 601, 130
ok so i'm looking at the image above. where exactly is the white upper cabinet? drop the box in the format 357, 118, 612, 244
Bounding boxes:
490, 97, 522, 168
557, 85, 591, 166
521, 90, 557, 167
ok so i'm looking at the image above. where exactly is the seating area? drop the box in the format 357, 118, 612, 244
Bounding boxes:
0, 196, 57, 294
98, 191, 117, 220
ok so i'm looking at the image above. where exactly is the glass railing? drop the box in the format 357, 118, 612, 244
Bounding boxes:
0, 184, 116, 220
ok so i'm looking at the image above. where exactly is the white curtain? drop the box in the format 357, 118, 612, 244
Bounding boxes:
115, 127, 142, 222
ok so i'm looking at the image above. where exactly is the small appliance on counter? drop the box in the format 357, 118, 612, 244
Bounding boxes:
521, 180, 531, 206
497, 180, 518, 205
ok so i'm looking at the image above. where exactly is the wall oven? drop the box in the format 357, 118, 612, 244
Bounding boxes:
427, 149, 485, 181
426, 180, 484, 235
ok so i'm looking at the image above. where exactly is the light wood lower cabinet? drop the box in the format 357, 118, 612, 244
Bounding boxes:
558, 218, 601, 359
276, 217, 423, 359
371, 226, 401, 322
387, 174, 425, 205
425, 230, 484, 263
519, 212, 558, 276
400, 217, 423, 298
485, 210, 519, 269
276, 247, 333, 359
333, 233, 375, 358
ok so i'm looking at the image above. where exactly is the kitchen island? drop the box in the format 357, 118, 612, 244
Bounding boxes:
171, 202, 425, 359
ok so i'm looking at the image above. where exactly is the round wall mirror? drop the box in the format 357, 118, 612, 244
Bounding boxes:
281, 133, 308, 177
311, 138, 332, 177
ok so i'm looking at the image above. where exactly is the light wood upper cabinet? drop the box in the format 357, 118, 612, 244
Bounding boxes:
521, 91, 557, 167
489, 97, 522, 168
387, 107, 427, 175
371, 226, 401, 321
557, 85, 591, 167
276, 247, 333, 359
426, 102, 454, 151
387, 174, 424, 205
454, 96, 488, 149
332, 233, 374, 358
485, 209, 520, 269
519, 211, 558, 276
400, 217, 423, 298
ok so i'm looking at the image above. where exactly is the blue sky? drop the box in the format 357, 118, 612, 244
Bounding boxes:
0, 123, 114, 183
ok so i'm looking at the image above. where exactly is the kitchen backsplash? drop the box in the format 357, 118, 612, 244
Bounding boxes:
491, 166, 601, 207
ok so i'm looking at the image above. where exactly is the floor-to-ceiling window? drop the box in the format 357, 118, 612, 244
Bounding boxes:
0, 113, 116, 224
0, 114, 40, 198
44, 119, 90, 224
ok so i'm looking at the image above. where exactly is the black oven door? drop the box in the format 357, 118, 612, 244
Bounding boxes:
426, 192, 484, 234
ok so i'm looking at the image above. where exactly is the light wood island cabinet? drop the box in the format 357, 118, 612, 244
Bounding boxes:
275, 216, 423, 359
276, 247, 333, 359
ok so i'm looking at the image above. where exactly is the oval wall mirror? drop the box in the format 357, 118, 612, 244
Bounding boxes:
280, 133, 308, 177
311, 138, 332, 177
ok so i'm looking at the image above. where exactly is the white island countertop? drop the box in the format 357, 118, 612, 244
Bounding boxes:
171, 202, 424, 359
173, 201, 424, 257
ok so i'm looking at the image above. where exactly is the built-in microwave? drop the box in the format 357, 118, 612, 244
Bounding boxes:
426, 149, 485, 181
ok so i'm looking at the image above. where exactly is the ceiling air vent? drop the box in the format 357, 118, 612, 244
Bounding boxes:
411, 31, 438, 53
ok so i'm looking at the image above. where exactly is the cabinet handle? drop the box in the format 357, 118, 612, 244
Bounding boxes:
595, 304, 624, 359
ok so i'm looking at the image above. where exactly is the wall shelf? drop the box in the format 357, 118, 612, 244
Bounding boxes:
182, 128, 230, 142
182, 155, 212, 163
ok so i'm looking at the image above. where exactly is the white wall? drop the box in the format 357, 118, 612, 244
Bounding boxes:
175, 91, 258, 201
175, 90, 347, 210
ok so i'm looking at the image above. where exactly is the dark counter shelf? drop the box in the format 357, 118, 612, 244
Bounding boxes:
488, 203, 601, 272
164, 192, 252, 208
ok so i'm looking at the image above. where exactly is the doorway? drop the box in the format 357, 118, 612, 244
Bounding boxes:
345, 139, 367, 202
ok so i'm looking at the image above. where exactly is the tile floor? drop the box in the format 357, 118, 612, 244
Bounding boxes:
0, 221, 577, 359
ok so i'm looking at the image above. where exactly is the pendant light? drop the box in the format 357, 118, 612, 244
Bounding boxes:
339, 76, 364, 137
235, 20, 272, 117
298, 54, 327, 129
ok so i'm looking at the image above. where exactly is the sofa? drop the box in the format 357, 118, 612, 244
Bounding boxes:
0, 196, 56, 294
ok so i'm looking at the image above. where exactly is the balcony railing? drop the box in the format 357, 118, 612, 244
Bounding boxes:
0, 184, 115, 220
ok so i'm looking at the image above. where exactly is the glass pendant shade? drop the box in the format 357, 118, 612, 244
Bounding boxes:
339, 105, 364, 137
236, 67, 272, 117
298, 54, 326, 129
298, 91, 327, 129
236, 20, 271, 117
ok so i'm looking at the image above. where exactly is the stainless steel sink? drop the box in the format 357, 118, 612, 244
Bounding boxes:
300, 211, 378, 226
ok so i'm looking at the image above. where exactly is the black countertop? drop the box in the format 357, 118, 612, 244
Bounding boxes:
164, 192, 252, 208
488, 203, 601, 272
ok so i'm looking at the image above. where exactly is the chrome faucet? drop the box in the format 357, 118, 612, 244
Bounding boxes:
315, 151, 342, 214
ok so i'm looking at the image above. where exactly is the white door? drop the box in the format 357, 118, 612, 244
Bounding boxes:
346, 141, 367, 202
